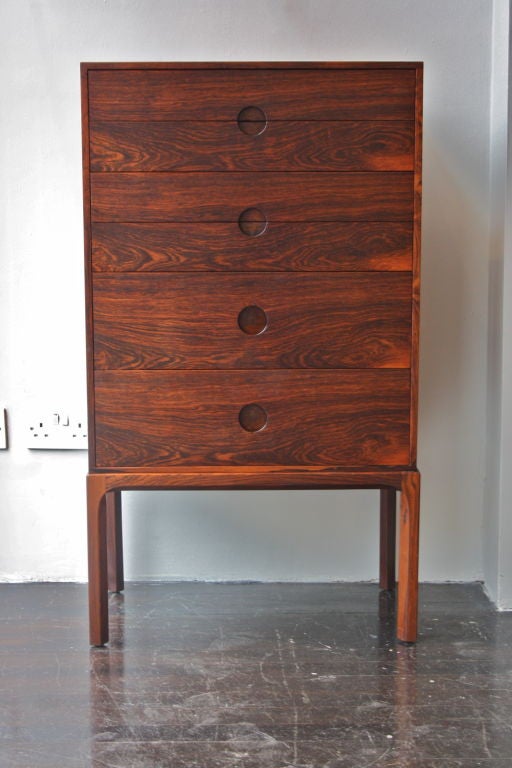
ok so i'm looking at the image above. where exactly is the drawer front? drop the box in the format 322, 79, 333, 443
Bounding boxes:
91, 172, 413, 222
93, 273, 412, 370
91, 221, 413, 272
88, 69, 416, 122
89, 120, 414, 172
94, 370, 411, 468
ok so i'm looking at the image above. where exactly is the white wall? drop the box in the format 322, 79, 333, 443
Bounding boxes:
484, 0, 512, 610
0, 0, 499, 586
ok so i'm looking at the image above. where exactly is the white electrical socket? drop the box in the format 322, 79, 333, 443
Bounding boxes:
0, 408, 7, 449
27, 412, 88, 450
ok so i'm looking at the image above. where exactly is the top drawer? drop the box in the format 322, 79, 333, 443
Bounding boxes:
88, 68, 416, 122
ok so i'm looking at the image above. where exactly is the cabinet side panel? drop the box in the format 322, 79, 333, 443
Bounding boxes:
81, 64, 97, 468
410, 64, 423, 465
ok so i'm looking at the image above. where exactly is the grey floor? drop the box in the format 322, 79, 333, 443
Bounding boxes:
1, 582, 512, 767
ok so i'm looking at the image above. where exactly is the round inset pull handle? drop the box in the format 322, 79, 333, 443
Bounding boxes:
238, 207, 267, 237
237, 106, 267, 135
238, 305, 267, 335
239, 403, 267, 432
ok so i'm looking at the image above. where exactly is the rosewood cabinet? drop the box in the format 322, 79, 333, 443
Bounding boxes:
82, 62, 422, 646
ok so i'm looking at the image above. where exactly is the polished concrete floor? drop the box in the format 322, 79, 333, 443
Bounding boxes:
1, 582, 512, 767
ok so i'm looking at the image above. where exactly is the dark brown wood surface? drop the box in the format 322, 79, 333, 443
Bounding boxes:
84, 62, 422, 69
83, 62, 423, 645
90, 120, 414, 172
88, 69, 416, 122
379, 488, 397, 590
94, 369, 411, 468
91, 172, 413, 222
92, 273, 412, 370
397, 470, 420, 642
409, 65, 423, 465
82, 63, 97, 459
106, 491, 123, 593
87, 475, 108, 646
92, 221, 413, 272
99, 469, 405, 489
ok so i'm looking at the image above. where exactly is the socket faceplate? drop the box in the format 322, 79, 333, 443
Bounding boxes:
27, 412, 88, 450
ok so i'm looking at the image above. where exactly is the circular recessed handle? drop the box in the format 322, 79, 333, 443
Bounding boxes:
237, 106, 267, 135
238, 207, 267, 237
239, 403, 267, 432
238, 305, 268, 335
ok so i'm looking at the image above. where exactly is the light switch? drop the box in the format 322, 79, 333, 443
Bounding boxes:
0, 408, 7, 449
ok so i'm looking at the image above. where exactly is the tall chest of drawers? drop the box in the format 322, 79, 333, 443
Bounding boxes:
82, 62, 423, 646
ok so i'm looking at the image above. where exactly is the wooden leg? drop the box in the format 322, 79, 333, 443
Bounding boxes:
397, 471, 421, 643
379, 488, 396, 590
106, 490, 124, 593
87, 474, 109, 646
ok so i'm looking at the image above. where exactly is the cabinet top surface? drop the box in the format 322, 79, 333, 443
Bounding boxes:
81, 61, 423, 71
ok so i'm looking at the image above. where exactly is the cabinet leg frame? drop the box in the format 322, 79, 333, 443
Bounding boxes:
397, 471, 421, 643
87, 474, 109, 647
106, 490, 124, 593
86, 470, 420, 646
379, 488, 397, 591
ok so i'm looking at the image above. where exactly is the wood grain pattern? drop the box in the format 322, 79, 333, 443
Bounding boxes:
89, 120, 415, 172
379, 488, 397, 590
397, 470, 420, 642
87, 474, 108, 646
91, 172, 414, 222
83, 62, 422, 70
106, 490, 123, 593
82, 63, 97, 460
88, 69, 416, 122
92, 273, 412, 370
94, 370, 411, 468
91, 221, 413, 272
99, 469, 405, 490
410, 65, 423, 465
83, 62, 423, 645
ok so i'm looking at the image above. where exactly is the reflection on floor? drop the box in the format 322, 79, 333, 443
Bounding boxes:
1, 582, 511, 767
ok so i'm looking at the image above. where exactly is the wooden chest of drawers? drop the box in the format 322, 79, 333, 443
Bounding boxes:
82, 62, 422, 646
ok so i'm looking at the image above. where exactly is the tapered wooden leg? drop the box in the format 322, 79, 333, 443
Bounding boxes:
379, 488, 397, 590
397, 471, 421, 643
87, 474, 109, 646
106, 491, 124, 593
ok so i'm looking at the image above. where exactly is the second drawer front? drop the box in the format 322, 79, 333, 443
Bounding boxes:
91, 172, 413, 222
94, 370, 411, 468
89, 120, 414, 172
91, 221, 413, 273
92, 273, 412, 369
